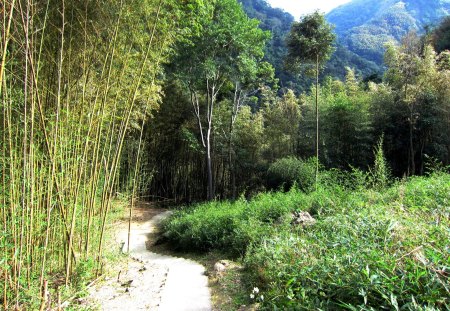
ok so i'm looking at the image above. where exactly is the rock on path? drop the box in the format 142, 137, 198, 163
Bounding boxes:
87, 209, 212, 311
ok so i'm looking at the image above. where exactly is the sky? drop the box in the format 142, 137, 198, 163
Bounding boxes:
266, 0, 352, 19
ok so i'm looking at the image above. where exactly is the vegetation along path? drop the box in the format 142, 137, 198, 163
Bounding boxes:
87, 206, 212, 311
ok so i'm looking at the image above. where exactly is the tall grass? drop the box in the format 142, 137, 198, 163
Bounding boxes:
163, 171, 450, 309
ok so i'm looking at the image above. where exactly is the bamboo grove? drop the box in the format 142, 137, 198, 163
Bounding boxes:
0, 0, 204, 308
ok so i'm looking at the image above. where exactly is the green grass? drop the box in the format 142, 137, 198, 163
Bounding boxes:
163, 172, 450, 310
162, 189, 306, 256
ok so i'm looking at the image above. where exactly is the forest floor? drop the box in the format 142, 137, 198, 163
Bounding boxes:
83, 204, 212, 311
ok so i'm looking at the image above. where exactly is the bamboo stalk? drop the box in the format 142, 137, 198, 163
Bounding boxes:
97, 0, 164, 266
0, 0, 16, 92
128, 119, 146, 253
2, 0, 176, 305
2, 49, 9, 311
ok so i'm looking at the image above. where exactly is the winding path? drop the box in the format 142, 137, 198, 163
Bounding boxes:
87, 207, 212, 311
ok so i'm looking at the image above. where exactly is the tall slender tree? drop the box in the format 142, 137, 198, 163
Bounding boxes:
171, 0, 269, 200
286, 11, 335, 185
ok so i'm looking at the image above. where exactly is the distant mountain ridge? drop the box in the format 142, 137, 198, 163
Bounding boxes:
327, 0, 450, 63
238, 0, 375, 89
238, 0, 450, 89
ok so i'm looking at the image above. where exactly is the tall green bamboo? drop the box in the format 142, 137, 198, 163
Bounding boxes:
1, 0, 180, 307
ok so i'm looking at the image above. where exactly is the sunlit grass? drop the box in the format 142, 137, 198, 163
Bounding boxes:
163, 172, 450, 309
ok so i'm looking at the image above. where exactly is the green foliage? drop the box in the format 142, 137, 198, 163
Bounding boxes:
369, 136, 392, 189
286, 11, 336, 71
164, 172, 450, 309
325, 45, 382, 81
167, 0, 272, 200
163, 188, 309, 256
297, 74, 374, 171
172, 0, 270, 88
266, 157, 316, 192
254, 173, 450, 309
380, 38, 450, 176
262, 90, 301, 162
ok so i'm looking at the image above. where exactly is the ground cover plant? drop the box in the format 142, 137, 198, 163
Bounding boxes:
163, 171, 450, 310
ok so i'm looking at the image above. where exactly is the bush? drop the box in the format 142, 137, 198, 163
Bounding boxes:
266, 157, 316, 192
369, 136, 392, 189
162, 189, 307, 256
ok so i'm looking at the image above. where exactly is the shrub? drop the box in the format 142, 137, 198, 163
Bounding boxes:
162, 189, 306, 256
369, 136, 392, 189
266, 157, 316, 192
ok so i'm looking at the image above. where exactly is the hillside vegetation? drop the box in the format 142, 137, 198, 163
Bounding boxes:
240, 0, 450, 84
163, 170, 450, 309
328, 0, 450, 64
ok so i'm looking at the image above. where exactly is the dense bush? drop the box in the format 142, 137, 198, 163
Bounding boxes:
163, 189, 307, 256
163, 172, 450, 309
266, 157, 316, 192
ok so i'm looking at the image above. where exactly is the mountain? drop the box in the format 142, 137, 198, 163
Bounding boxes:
238, 0, 299, 90
239, 0, 450, 90
239, 0, 385, 88
327, 0, 450, 64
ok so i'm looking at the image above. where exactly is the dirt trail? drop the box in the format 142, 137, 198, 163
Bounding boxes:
87, 207, 212, 311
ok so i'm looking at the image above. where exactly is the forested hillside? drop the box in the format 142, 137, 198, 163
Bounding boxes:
1, 0, 449, 309
237, 0, 378, 87
328, 0, 450, 65
240, 0, 450, 82
238, 0, 301, 89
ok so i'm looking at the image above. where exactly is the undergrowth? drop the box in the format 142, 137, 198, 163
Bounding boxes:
0, 199, 128, 310
163, 171, 450, 310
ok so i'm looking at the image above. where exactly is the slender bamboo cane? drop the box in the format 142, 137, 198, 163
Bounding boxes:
2, 54, 9, 311
0, 0, 16, 93
97, 0, 164, 266
128, 119, 146, 253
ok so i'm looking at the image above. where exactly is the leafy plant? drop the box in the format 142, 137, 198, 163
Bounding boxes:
266, 157, 316, 192
369, 135, 392, 189
163, 173, 450, 309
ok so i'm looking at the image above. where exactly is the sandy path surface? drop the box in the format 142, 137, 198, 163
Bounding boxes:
87, 207, 212, 311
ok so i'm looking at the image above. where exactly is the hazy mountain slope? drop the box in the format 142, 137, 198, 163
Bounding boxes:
238, 0, 450, 87
327, 0, 450, 63
238, 0, 298, 89
239, 0, 381, 89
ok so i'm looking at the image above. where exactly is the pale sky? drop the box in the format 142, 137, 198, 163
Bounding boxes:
266, 0, 352, 19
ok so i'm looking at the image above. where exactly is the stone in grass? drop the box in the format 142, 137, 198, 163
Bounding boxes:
213, 260, 243, 275
291, 211, 316, 227
213, 261, 228, 273
237, 304, 260, 311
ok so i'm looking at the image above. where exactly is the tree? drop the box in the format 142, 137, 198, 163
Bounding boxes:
321, 76, 373, 170
382, 31, 450, 175
432, 16, 450, 53
171, 0, 269, 200
227, 62, 276, 198
285, 11, 335, 185
262, 89, 301, 162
